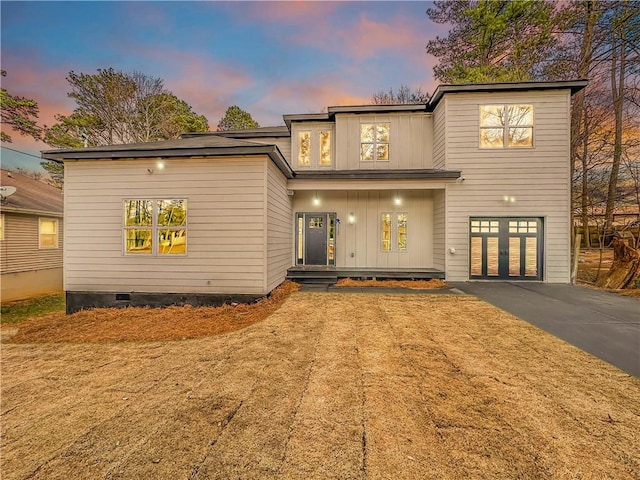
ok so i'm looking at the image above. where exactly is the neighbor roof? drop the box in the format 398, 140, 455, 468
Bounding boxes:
41, 135, 294, 179
1, 169, 63, 216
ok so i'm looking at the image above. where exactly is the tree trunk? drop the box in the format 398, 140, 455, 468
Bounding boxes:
597, 236, 640, 289
603, 2, 627, 238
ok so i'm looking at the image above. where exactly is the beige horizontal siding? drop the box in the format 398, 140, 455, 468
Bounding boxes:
266, 161, 293, 291
1, 212, 63, 274
442, 90, 572, 282
433, 100, 446, 169
64, 157, 268, 294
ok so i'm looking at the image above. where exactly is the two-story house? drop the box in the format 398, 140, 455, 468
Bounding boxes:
42, 80, 587, 313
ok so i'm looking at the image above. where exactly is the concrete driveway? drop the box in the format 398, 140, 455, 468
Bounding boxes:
451, 282, 640, 377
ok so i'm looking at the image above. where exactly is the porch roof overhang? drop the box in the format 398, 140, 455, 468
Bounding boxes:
288, 168, 461, 191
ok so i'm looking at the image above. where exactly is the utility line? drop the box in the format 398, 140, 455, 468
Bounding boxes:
1, 146, 43, 160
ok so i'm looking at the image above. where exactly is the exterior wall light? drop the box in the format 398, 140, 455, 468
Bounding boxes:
394, 196, 402, 206
312, 194, 320, 206
348, 213, 356, 224
503, 196, 516, 204
157, 161, 165, 170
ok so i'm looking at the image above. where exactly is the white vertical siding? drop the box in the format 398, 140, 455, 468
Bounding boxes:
333, 113, 433, 170
442, 90, 572, 282
64, 157, 269, 294
433, 100, 446, 169
292, 190, 434, 268
266, 161, 293, 291
432, 190, 446, 271
0, 212, 63, 274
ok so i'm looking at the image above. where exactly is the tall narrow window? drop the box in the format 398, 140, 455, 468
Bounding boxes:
0, 214, 4, 241
361, 123, 390, 161
39, 218, 59, 248
480, 105, 533, 148
298, 131, 311, 166
397, 213, 407, 251
319, 131, 331, 166
381, 213, 392, 251
124, 199, 187, 255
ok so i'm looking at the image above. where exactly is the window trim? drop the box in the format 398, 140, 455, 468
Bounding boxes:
123, 198, 188, 257
479, 104, 534, 149
361, 122, 390, 162
38, 217, 59, 249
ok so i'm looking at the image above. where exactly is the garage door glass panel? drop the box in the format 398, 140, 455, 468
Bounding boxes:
525, 237, 538, 277
486, 237, 499, 276
509, 237, 521, 276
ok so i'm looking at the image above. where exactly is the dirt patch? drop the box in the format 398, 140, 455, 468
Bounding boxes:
1, 292, 638, 479
4, 281, 299, 344
335, 278, 448, 289
577, 249, 640, 296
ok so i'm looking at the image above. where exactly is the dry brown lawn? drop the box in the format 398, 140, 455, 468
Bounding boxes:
2, 292, 639, 479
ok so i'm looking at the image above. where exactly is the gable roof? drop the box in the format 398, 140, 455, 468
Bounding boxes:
41, 135, 294, 179
1, 169, 63, 216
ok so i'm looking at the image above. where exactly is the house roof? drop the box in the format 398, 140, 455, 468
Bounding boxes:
293, 169, 460, 180
428, 80, 588, 108
41, 135, 295, 179
283, 105, 428, 128
183, 126, 290, 138
0, 169, 63, 216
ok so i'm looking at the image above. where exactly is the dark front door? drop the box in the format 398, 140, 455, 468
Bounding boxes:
470, 217, 543, 280
304, 215, 328, 265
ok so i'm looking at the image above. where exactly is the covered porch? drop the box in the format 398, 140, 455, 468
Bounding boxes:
286, 265, 445, 284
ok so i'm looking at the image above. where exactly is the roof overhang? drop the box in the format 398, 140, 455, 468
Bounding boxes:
0, 206, 63, 217
42, 144, 295, 179
292, 169, 460, 180
429, 79, 588, 109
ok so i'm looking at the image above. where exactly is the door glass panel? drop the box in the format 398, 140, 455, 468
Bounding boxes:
397, 213, 407, 251
509, 221, 518, 233
525, 237, 538, 276
308, 217, 323, 228
486, 237, 499, 276
471, 220, 480, 233
328, 215, 335, 263
470, 237, 482, 276
297, 216, 303, 263
509, 237, 521, 276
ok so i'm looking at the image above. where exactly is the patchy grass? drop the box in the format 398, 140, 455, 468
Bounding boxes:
5, 281, 299, 343
0, 294, 65, 325
335, 278, 449, 289
1, 292, 638, 479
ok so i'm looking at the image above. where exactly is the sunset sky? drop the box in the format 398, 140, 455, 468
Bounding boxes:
1, 1, 445, 172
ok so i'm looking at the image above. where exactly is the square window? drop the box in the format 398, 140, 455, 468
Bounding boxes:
361, 123, 390, 161
480, 104, 533, 149
124, 199, 187, 256
39, 218, 59, 249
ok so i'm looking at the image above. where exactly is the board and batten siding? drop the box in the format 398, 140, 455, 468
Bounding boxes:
442, 90, 572, 282
64, 157, 270, 295
333, 113, 433, 171
247, 137, 292, 165
266, 161, 293, 291
432, 100, 446, 170
432, 190, 446, 271
0, 212, 63, 274
292, 189, 433, 269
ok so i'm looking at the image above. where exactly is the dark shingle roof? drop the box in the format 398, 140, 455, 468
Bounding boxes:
1, 169, 63, 216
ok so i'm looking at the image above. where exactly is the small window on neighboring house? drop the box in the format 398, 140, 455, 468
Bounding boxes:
0, 214, 4, 241
361, 123, 390, 161
39, 218, 59, 248
298, 131, 311, 166
319, 131, 331, 166
124, 199, 187, 255
480, 105, 533, 148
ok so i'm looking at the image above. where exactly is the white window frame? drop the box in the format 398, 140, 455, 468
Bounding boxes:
123, 199, 188, 256
38, 217, 59, 249
479, 104, 534, 149
361, 123, 390, 162
381, 212, 408, 252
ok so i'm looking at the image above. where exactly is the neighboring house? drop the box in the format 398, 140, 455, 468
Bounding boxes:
0, 169, 64, 301
42, 80, 587, 313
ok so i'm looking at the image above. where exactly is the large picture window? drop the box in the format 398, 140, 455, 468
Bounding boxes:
480, 105, 533, 148
39, 218, 59, 248
124, 199, 187, 255
361, 123, 390, 161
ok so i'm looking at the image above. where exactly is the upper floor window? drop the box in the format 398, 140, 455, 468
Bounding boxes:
361, 123, 390, 161
297, 129, 332, 167
480, 105, 533, 148
298, 132, 311, 166
39, 218, 59, 249
319, 131, 331, 166
124, 199, 187, 255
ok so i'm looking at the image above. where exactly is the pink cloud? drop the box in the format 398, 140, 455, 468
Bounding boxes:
220, 1, 339, 23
